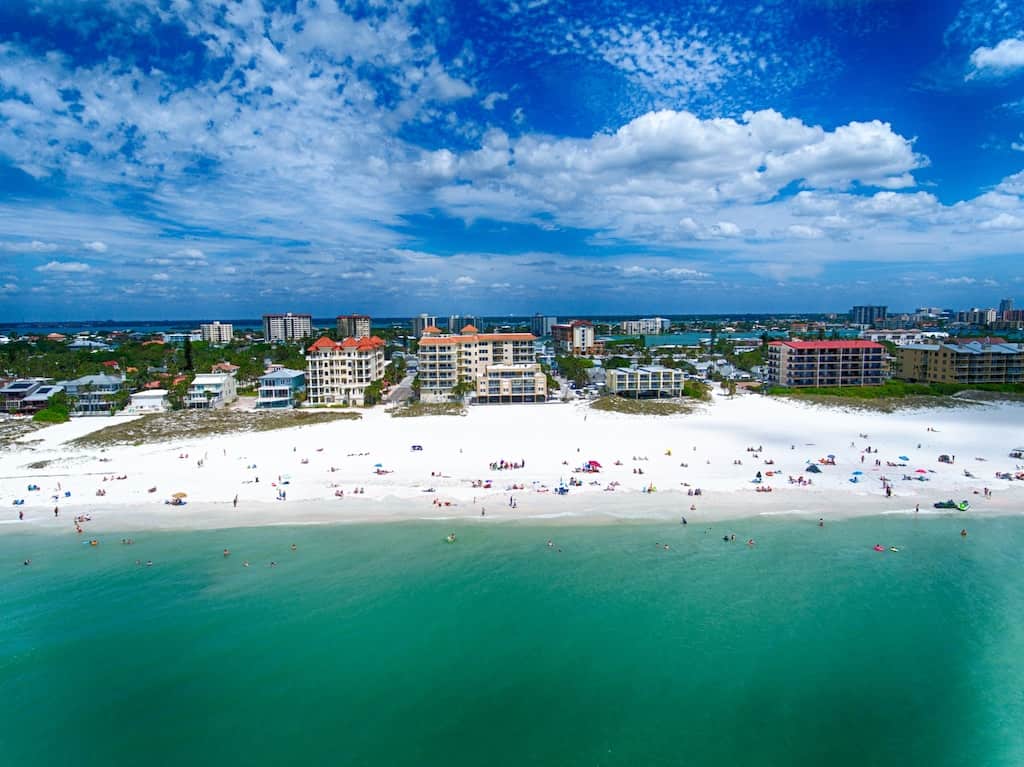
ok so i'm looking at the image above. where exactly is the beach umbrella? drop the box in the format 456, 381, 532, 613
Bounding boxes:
172, 492, 187, 499
827, 454, 835, 458
589, 460, 602, 467
852, 470, 863, 475
374, 463, 383, 468
915, 469, 927, 474
899, 455, 909, 461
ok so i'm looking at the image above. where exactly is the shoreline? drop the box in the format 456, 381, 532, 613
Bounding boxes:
4, 487, 1017, 535
4, 392, 1024, 535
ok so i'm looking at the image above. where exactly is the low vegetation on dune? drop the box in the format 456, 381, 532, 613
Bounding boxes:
590, 396, 696, 416
390, 402, 467, 418
767, 381, 1024, 412
0, 418, 46, 450
69, 409, 361, 448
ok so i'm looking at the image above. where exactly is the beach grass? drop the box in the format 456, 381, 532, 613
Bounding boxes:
766, 381, 1024, 412
0, 418, 45, 450
590, 395, 696, 415
69, 409, 362, 447
390, 402, 467, 417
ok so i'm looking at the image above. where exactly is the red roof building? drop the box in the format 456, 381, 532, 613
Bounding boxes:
767, 340, 887, 388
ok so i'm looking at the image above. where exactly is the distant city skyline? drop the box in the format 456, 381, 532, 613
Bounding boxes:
1, 0, 1023, 320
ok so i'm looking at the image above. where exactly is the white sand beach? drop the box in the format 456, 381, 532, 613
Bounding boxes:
3, 390, 1023, 533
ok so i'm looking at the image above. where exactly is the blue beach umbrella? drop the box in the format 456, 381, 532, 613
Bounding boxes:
852, 470, 863, 475
899, 455, 909, 461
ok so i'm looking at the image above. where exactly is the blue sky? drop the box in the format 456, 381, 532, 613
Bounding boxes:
1, 0, 1023, 320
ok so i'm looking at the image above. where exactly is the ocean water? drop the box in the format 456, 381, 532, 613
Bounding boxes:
2, 515, 1023, 766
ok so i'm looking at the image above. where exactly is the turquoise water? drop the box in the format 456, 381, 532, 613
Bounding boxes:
2, 516, 1024, 766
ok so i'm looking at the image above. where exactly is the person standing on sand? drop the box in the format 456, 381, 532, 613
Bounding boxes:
233, 494, 238, 508
54, 506, 59, 517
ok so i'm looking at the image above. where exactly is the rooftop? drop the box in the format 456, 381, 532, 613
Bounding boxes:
418, 332, 537, 346
771, 340, 884, 350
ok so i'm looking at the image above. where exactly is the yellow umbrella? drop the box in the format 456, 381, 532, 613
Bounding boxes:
172, 492, 188, 499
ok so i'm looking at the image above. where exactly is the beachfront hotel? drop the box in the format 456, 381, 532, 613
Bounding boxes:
897, 339, 1024, 384
305, 335, 386, 406
551, 320, 596, 355
606, 366, 686, 397
620, 318, 671, 335
336, 314, 371, 339
262, 313, 313, 343
417, 326, 547, 404
766, 340, 888, 388
199, 321, 234, 345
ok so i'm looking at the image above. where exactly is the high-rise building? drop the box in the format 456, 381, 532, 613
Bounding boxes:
551, 320, 596, 355
447, 315, 477, 333
336, 314, 372, 339
621, 318, 671, 335
305, 336, 386, 406
850, 306, 887, 327
199, 321, 234, 345
766, 340, 888, 388
263, 313, 313, 342
411, 314, 438, 337
530, 315, 557, 337
416, 326, 546, 404
999, 298, 1015, 318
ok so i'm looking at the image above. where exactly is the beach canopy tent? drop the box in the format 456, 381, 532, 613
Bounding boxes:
806, 464, 822, 473
852, 470, 863, 475
172, 492, 187, 498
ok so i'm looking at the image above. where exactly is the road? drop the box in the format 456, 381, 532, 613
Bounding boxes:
387, 372, 415, 404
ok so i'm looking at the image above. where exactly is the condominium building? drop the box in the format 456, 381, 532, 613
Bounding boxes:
621, 317, 671, 335
336, 314, 371, 339
305, 336, 386, 406
256, 367, 306, 409
551, 320, 596, 355
955, 308, 998, 325
447, 315, 477, 333
262, 313, 313, 343
186, 372, 238, 409
861, 329, 949, 346
530, 314, 557, 337
200, 321, 234, 344
998, 298, 1015, 318
411, 314, 437, 338
896, 339, 1024, 384
606, 366, 686, 397
417, 326, 545, 404
766, 340, 888, 388
850, 306, 888, 327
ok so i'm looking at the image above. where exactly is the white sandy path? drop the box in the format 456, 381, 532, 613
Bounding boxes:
2, 390, 1023, 533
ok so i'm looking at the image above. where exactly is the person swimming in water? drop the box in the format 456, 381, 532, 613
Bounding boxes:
960, 528, 968, 537
223, 548, 230, 557
290, 544, 297, 551
243, 561, 250, 567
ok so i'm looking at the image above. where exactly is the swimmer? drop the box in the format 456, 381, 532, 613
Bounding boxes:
270, 561, 277, 567
243, 561, 250, 567
960, 528, 968, 537
547, 539, 554, 548
747, 539, 755, 546
223, 548, 230, 557
818, 518, 824, 527
146, 560, 153, 567
290, 544, 297, 551
23, 559, 31, 566
663, 544, 670, 550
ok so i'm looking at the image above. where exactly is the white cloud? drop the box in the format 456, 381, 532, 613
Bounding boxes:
35, 260, 91, 273
787, 224, 825, 239
0, 240, 58, 253
82, 241, 108, 252
454, 275, 476, 286
481, 91, 508, 110
151, 272, 170, 281
977, 212, 1024, 230
969, 38, 1024, 77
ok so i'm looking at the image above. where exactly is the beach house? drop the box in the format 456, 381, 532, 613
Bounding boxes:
417, 326, 546, 404
0, 378, 62, 414
305, 336, 386, 406
256, 367, 306, 409
125, 389, 170, 414
186, 372, 238, 409
58, 373, 127, 415
766, 340, 888, 388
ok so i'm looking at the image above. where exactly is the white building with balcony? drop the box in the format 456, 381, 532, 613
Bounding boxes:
605, 366, 686, 397
200, 321, 234, 344
186, 372, 238, 409
305, 336, 386, 406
